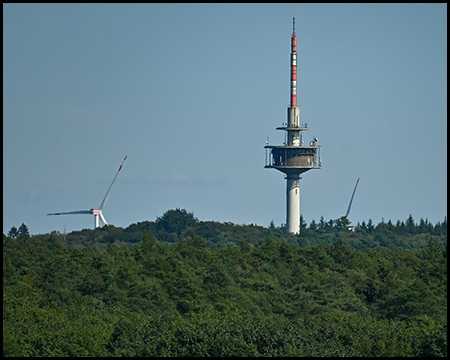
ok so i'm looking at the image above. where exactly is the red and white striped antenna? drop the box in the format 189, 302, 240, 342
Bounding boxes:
290, 5, 297, 108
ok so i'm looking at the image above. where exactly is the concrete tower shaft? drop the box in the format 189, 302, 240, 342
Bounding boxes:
264, 11, 322, 235
286, 174, 300, 234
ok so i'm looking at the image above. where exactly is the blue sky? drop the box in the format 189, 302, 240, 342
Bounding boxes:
3, 3, 447, 235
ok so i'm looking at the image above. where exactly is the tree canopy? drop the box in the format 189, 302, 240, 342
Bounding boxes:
3, 211, 447, 357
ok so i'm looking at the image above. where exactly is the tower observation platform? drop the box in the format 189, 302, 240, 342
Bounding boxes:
264, 12, 322, 235
265, 121, 322, 172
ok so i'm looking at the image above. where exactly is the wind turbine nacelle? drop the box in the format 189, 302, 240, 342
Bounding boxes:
91, 209, 101, 215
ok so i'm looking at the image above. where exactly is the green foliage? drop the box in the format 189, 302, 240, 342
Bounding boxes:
7, 226, 18, 239
156, 208, 198, 237
31, 211, 445, 251
3, 214, 447, 357
18, 223, 30, 238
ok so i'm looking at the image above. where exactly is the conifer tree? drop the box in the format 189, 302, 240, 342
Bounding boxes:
18, 223, 30, 238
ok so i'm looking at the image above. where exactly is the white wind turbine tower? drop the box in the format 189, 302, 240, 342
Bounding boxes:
47, 156, 127, 228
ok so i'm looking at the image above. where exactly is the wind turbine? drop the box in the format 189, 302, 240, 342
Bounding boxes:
47, 156, 127, 228
331, 177, 360, 225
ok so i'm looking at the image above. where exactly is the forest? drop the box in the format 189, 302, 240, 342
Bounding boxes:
3, 209, 447, 356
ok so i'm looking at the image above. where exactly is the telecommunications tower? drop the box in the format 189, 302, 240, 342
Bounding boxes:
264, 11, 322, 234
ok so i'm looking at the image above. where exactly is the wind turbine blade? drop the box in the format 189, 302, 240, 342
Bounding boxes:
344, 177, 360, 218
98, 156, 127, 211
99, 212, 108, 226
47, 210, 91, 215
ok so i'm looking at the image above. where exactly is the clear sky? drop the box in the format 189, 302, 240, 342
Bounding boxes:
3, 3, 447, 235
